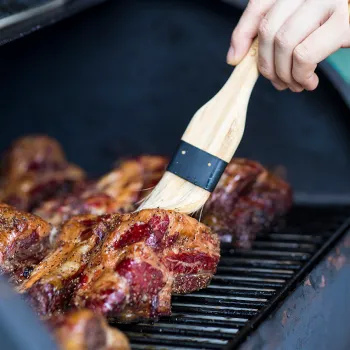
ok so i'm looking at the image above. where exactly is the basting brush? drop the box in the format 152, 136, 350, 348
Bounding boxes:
138, 39, 260, 214
140, 4, 350, 214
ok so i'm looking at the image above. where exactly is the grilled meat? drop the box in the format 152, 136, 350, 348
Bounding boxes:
0, 203, 52, 283
18, 213, 120, 317
19, 209, 219, 321
0, 136, 85, 211
203, 159, 292, 248
1, 135, 291, 250
0, 136, 293, 349
34, 156, 167, 227
32, 153, 290, 250
49, 309, 130, 350
73, 209, 220, 322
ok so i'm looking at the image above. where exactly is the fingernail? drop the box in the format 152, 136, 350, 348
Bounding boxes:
272, 82, 287, 91
290, 86, 304, 93
226, 46, 236, 65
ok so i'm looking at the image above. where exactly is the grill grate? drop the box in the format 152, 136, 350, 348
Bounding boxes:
117, 205, 350, 349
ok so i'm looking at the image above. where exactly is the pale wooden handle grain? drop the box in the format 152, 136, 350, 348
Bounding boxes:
181, 38, 259, 162
182, 4, 350, 163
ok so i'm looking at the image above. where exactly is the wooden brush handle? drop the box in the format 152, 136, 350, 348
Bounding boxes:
182, 3, 350, 164
182, 38, 259, 162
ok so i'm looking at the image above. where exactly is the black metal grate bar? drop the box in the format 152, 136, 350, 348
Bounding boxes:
117, 206, 350, 349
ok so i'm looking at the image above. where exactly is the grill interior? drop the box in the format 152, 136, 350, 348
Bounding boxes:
117, 205, 350, 349
0, 0, 54, 19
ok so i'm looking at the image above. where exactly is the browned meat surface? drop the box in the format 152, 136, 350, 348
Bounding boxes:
18, 213, 120, 317
203, 158, 292, 248
32, 153, 290, 250
1, 135, 291, 251
0, 136, 294, 348
73, 209, 220, 322
0, 136, 85, 211
49, 309, 130, 350
0, 203, 52, 283
18, 209, 219, 321
34, 156, 167, 227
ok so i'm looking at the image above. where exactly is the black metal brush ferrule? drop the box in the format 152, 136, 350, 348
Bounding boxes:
166, 140, 228, 192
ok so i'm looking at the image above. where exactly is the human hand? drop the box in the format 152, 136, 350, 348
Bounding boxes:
227, 0, 350, 92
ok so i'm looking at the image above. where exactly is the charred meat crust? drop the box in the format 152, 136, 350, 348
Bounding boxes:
203, 158, 292, 248
34, 155, 168, 226
0, 136, 85, 212
18, 214, 120, 317
19, 209, 219, 322
73, 209, 219, 322
0, 137, 293, 350
0, 204, 52, 283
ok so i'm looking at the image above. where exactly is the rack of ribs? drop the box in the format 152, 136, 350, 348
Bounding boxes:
0, 136, 85, 211
49, 309, 130, 350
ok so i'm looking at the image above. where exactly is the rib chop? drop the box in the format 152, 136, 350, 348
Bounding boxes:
18, 209, 220, 322
0, 136, 85, 211
203, 158, 292, 248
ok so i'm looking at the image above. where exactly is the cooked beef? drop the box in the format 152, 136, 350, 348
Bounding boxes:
203, 158, 292, 248
73, 209, 220, 322
0, 203, 53, 283
32, 153, 290, 250
49, 309, 130, 350
0, 136, 294, 349
31, 153, 289, 250
0, 136, 85, 211
34, 156, 167, 227
18, 209, 219, 321
18, 213, 120, 317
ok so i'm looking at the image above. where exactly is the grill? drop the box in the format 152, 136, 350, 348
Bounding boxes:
118, 205, 350, 349
0, 1, 349, 349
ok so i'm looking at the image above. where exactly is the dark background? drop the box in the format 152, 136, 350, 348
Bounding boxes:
0, 0, 349, 197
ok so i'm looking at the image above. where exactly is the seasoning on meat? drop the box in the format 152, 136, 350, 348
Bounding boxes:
0, 135, 85, 211
73, 209, 220, 321
203, 158, 292, 248
34, 155, 167, 226
18, 209, 219, 322
0, 203, 53, 284
0, 136, 293, 349
18, 213, 120, 317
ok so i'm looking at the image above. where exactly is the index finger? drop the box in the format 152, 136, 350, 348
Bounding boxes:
227, 0, 276, 65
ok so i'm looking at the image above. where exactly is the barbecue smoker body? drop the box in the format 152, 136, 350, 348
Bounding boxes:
0, 1, 350, 349
238, 226, 350, 350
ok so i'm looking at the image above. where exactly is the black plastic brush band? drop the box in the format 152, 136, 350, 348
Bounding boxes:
166, 140, 228, 192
